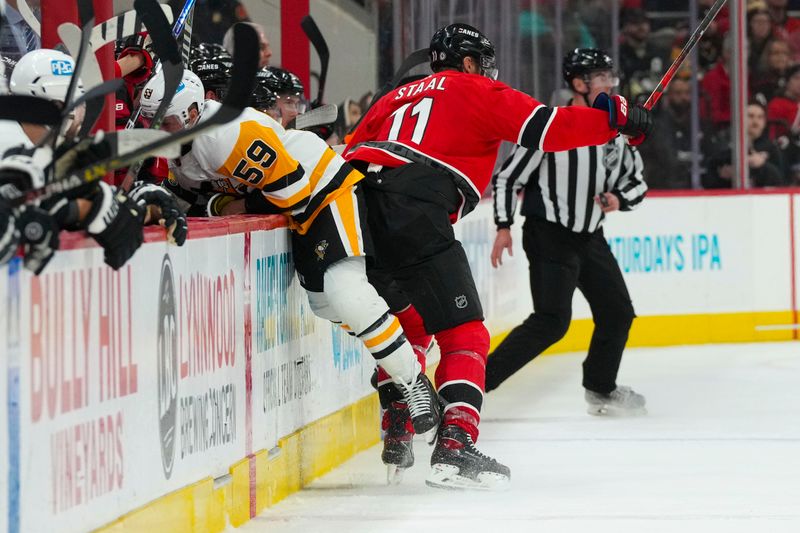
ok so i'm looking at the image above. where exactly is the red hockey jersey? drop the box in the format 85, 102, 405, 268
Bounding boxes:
344, 71, 619, 218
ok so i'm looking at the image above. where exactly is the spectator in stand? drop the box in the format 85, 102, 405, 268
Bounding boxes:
767, 0, 800, 58
702, 35, 741, 130
767, 63, 800, 138
704, 101, 785, 188
751, 38, 794, 101
637, 77, 694, 189
748, 2, 777, 72
223, 22, 272, 68
618, 8, 668, 100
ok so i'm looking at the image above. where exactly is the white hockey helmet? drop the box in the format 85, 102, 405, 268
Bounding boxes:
9, 49, 83, 102
140, 69, 206, 128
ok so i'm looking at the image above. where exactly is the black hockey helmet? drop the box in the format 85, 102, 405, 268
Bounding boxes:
251, 68, 278, 110
190, 42, 231, 62
562, 48, 614, 85
429, 23, 497, 79
190, 57, 230, 99
287, 71, 305, 97
263, 66, 297, 95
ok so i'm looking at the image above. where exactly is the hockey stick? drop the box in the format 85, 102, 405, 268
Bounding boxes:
125, 0, 195, 131
5, 23, 259, 207
90, 4, 173, 51
15, 0, 40, 37
47, 22, 258, 197
643, 0, 727, 110
286, 103, 338, 130
348, 47, 430, 135
120, 0, 186, 190
176, 0, 197, 66
300, 15, 329, 105
59, 22, 109, 137
0, 95, 62, 126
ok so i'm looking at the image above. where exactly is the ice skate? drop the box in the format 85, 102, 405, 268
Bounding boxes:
585, 385, 647, 416
396, 373, 442, 440
426, 424, 510, 491
381, 402, 414, 485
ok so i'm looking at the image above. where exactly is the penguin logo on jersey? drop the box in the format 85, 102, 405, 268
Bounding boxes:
454, 295, 468, 309
315, 240, 329, 261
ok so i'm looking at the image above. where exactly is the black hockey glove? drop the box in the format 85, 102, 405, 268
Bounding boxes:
53, 134, 113, 182
16, 205, 60, 275
593, 93, 653, 146
0, 148, 48, 201
129, 181, 188, 245
0, 199, 20, 266
82, 182, 145, 270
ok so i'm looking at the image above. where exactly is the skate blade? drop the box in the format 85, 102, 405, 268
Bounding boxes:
587, 404, 648, 417
425, 464, 510, 491
386, 464, 406, 485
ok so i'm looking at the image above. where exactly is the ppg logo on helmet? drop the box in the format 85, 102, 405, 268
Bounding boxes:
175, 81, 186, 94
50, 60, 73, 76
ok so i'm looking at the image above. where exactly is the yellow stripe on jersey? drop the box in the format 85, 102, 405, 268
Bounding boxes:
289, 170, 364, 234
333, 190, 361, 256
218, 121, 300, 190
309, 148, 337, 191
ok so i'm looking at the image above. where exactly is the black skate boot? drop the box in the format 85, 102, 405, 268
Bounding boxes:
381, 401, 415, 484
426, 424, 510, 491
396, 373, 442, 441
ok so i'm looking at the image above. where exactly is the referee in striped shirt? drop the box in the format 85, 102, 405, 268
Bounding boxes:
485, 49, 648, 416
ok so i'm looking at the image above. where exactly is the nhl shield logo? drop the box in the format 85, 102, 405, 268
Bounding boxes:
454, 295, 468, 309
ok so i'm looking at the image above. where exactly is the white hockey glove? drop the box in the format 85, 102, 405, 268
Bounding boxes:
130, 181, 188, 245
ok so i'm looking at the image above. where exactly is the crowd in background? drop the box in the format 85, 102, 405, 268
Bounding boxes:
614, 0, 800, 189
5, 0, 800, 190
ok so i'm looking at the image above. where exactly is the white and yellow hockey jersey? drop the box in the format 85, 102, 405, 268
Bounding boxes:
169, 100, 364, 234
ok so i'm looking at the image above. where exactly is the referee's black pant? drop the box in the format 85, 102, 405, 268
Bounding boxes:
485, 216, 635, 394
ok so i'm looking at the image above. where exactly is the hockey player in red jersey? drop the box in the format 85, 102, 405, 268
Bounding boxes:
344, 23, 653, 490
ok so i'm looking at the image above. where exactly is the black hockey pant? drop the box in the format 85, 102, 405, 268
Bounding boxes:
484, 217, 635, 394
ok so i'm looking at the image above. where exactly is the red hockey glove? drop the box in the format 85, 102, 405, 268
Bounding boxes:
118, 33, 154, 86
593, 93, 653, 146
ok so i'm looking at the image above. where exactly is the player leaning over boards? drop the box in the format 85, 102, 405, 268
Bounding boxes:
138, 69, 443, 438
343, 24, 653, 490
487, 49, 648, 416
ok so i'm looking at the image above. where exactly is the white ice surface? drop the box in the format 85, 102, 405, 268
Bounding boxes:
236, 342, 800, 533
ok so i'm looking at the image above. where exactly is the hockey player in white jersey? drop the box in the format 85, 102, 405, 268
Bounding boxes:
0, 49, 187, 274
139, 69, 442, 437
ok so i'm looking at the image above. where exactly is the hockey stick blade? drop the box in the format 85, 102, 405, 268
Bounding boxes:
57, 23, 259, 195
90, 4, 173, 51
301, 15, 329, 104
0, 96, 62, 126
59, 22, 108, 137
288, 103, 338, 130
16, 0, 41, 36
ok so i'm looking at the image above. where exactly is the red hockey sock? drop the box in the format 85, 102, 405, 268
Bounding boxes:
433, 320, 490, 442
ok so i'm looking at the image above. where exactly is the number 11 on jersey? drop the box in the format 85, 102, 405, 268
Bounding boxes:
388, 97, 433, 144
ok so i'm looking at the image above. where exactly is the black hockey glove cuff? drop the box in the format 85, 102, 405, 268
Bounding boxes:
82, 182, 145, 270
593, 93, 653, 146
130, 181, 188, 245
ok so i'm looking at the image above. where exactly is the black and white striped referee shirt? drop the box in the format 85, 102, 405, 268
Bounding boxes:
492, 135, 647, 233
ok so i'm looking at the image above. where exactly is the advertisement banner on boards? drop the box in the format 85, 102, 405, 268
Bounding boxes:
15, 235, 247, 533
248, 228, 374, 453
